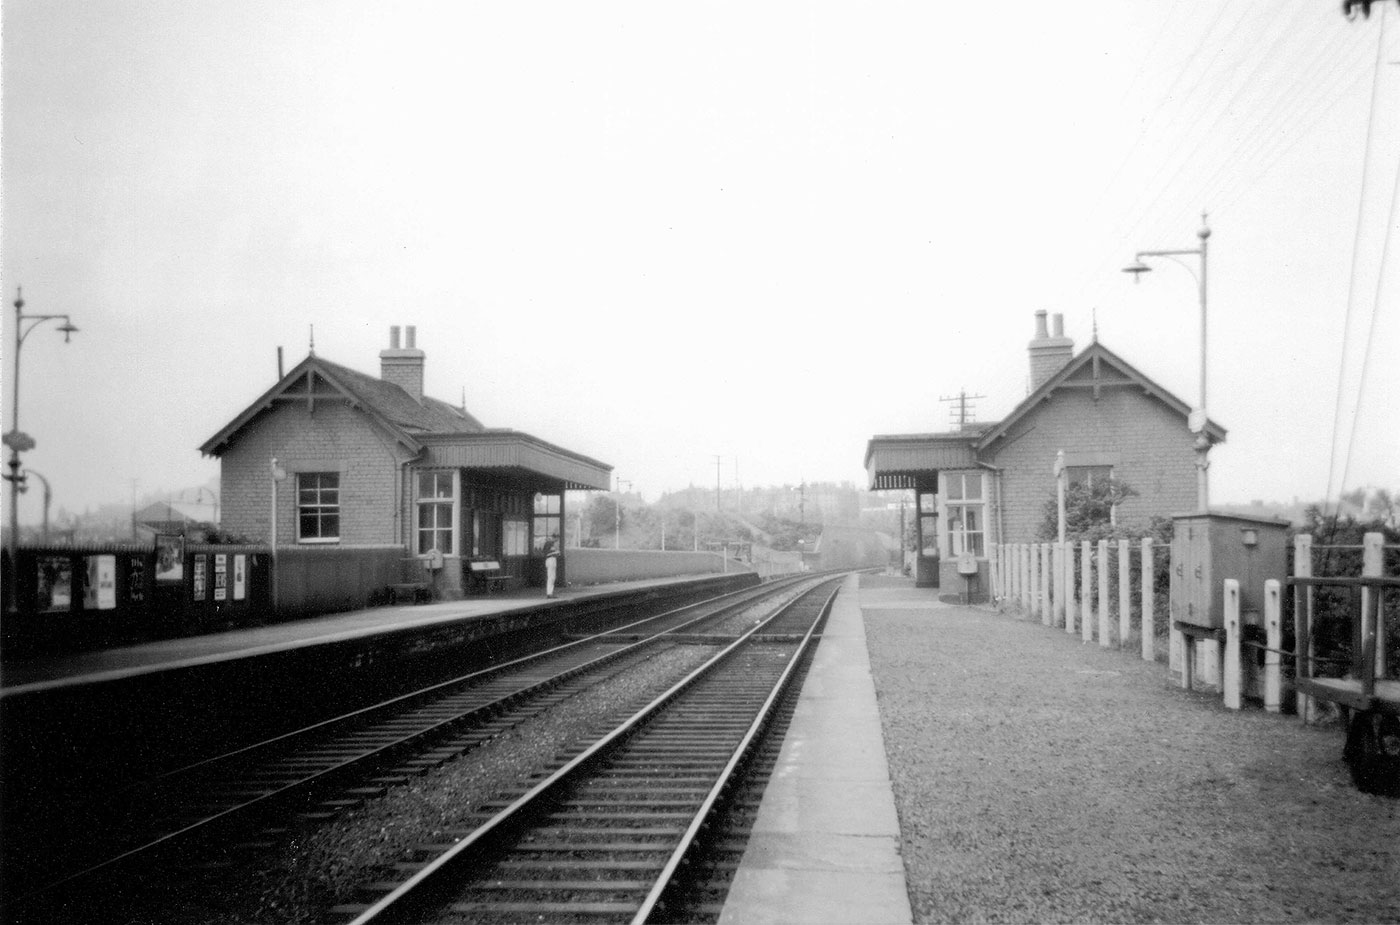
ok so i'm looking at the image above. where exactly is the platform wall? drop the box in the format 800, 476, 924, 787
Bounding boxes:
564, 548, 751, 585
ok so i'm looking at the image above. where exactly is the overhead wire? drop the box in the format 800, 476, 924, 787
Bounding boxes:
1323, 3, 1391, 523
1071, 9, 1374, 316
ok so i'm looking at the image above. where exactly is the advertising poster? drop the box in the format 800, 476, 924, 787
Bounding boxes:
232, 554, 246, 601
35, 556, 72, 613
192, 554, 207, 600
213, 554, 227, 601
155, 534, 186, 584
83, 555, 117, 610
128, 555, 146, 603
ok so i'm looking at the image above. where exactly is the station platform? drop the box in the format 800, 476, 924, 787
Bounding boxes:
721, 572, 913, 924
0, 573, 727, 697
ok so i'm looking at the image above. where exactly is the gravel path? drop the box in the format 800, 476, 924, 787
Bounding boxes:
861, 576, 1400, 924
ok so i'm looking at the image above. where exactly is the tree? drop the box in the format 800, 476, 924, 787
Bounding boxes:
1037, 478, 1138, 541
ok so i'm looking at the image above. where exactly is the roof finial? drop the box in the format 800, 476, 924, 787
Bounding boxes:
461, 386, 467, 412
1091, 307, 1099, 343
309, 324, 316, 356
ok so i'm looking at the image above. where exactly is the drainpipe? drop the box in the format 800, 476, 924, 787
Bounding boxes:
979, 462, 1006, 601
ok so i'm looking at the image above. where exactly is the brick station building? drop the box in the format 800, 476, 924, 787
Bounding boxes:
865, 310, 1225, 598
201, 326, 612, 596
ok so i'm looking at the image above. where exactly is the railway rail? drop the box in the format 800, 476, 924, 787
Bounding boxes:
6, 573, 836, 925
333, 577, 841, 924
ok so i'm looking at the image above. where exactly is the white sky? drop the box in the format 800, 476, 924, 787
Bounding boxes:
3, 2, 1398, 522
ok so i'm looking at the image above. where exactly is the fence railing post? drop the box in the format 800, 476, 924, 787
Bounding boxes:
1223, 578, 1242, 710
1363, 532, 1384, 679
1118, 538, 1131, 649
1264, 578, 1282, 713
1097, 539, 1111, 648
1064, 542, 1076, 635
1027, 543, 1037, 620
1294, 534, 1314, 724
1021, 543, 1032, 615
1081, 539, 1093, 644
1040, 543, 1052, 625
1140, 537, 1155, 661
1052, 542, 1064, 628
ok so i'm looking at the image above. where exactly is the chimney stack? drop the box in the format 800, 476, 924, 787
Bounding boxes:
380, 325, 425, 403
1028, 310, 1074, 391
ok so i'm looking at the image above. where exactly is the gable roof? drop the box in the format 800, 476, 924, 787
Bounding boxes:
975, 340, 1226, 450
199, 353, 484, 457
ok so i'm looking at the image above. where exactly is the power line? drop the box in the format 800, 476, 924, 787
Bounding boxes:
1325, 3, 1392, 515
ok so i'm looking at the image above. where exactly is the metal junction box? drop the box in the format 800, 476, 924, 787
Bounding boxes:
1170, 512, 1290, 629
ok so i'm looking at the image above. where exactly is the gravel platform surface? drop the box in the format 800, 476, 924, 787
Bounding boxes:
860, 575, 1400, 924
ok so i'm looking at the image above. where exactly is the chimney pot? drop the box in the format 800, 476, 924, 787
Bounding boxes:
405, 325, 416, 349
380, 324, 426, 403
1028, 311, 1075, 391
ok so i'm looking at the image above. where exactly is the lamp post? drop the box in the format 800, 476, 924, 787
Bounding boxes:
5, 288, 79, 557
270, 458, 287, 613
614, 477, 632, 549
21, 469, 52, 544
1123, 215, 1212, 512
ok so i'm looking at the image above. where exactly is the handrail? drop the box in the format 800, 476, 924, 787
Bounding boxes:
1287, 576, 1400, 589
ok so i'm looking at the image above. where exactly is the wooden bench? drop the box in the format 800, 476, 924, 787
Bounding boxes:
388, 582, 431, 605
467, 559, 516, 594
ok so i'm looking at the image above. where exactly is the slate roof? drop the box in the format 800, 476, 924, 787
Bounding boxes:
313, 357, 485, 434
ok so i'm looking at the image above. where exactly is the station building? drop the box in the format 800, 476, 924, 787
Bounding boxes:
200, 326, 612, 596
865, 310, 1225, 599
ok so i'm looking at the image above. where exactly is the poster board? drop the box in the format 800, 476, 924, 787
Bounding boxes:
155, 534, 186, 584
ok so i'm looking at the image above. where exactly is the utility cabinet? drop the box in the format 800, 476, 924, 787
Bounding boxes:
1170, 512, 1290, 629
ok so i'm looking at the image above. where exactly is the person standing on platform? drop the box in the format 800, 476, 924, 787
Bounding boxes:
543, 533, 560, 598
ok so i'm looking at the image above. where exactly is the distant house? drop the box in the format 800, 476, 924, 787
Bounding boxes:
865, 310, 1225, 597
134, 500, 219, 539
200, 326, 612, 595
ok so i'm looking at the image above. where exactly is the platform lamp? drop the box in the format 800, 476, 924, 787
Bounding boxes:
270, 458, 287, 612
20, 469, 52, 544
614, 477, 632, 549
5, 288, 79, 559
1122, 214, 1212, 512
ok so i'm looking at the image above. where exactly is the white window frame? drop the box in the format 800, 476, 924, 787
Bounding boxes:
940, 471, 986, 558
415, 469, 459, 555
297, 472, 341, 544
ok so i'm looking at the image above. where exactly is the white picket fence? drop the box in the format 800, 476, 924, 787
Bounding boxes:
992, 538, 1159, 661
995, 532, 1393, 718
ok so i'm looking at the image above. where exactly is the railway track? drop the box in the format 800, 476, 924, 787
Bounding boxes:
332, 577, 840, 924
5, 574, 833, 925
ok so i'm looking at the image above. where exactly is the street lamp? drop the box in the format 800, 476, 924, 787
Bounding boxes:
20, 469, 52, 544
614, 477, 632, 549
5, 288, 79, 556
1123, 215, 1212, 512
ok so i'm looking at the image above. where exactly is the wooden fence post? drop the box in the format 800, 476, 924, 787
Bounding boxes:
1024, 540, 1036, 612
1118, 538, 1131, 649
1064, 542, 1077, 635
1040, 543, 1052, 625
1363, 532, 1384, 678
1264, 578, 1282, 713
1223, 578, 1242, 710
1081, 539, 1093, 644
1053, 542, 1065, 629
1097, 539, 1111, 648
1140, 537, 1155, 661
1294, 534, 1314, 724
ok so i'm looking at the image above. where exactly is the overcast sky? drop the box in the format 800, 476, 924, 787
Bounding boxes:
3, 2, 1398, 522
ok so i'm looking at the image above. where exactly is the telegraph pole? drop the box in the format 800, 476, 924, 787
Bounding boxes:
939, 389, 985, 429
713, 455, 722, 512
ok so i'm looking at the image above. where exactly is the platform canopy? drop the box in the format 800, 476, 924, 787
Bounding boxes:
864, 432, 981, 490
421, 431, 612, 491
